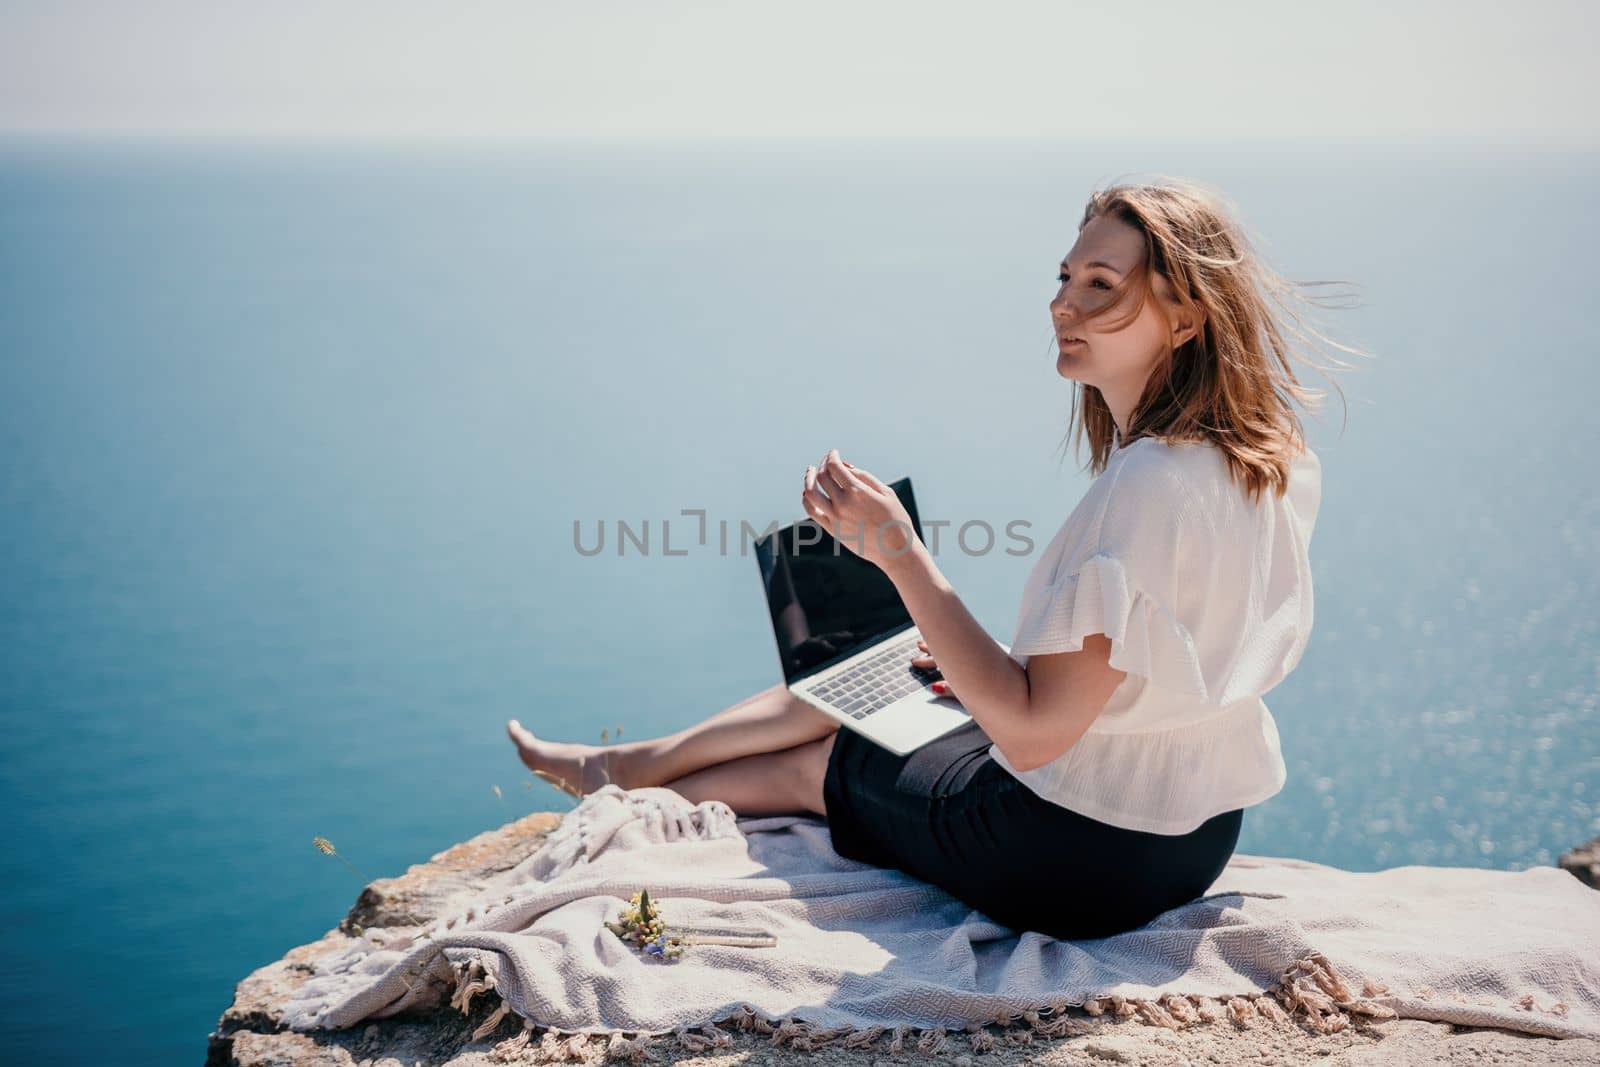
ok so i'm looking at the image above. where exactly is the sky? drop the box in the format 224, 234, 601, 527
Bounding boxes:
0, 0, 1595, 143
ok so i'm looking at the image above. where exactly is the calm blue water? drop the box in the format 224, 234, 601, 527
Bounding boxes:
1, 137, 1595, 1065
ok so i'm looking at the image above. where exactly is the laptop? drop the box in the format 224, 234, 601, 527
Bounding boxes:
753, 476, 1004, 756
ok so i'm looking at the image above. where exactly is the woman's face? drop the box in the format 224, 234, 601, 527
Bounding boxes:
1050, 214, 1190, 399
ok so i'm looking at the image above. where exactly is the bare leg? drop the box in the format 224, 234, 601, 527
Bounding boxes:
661, 733, 836, 818
506, 682, 840, 795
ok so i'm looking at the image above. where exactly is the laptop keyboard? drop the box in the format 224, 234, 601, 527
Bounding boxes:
807, 633, 941, 719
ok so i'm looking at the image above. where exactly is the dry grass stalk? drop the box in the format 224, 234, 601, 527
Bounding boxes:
312, 836, 369, 882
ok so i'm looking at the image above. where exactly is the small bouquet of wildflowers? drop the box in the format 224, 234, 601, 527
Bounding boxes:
604, 888, 682, 959
603, 888, 777, 959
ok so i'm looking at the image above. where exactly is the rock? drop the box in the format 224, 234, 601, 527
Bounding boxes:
206, 809, 562, 1066
1559, 836, 1600, 889
1081, 1037, 1135, 1061
208, 817, 1600, 1065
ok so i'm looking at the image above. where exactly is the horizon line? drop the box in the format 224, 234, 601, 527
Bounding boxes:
1, 129, 1594, 150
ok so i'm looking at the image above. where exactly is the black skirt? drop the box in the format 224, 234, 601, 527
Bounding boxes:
822, 716, 1244, 940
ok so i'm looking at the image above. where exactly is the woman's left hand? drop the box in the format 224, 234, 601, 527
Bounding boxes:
802, 448, 922, 573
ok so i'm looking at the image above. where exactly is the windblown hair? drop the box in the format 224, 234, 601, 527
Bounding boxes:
1055, 175, 1373, 504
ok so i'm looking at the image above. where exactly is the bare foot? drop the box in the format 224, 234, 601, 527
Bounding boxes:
506, 719, 624, 797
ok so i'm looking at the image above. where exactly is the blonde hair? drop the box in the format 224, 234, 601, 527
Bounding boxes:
1054, 174, 1373, 504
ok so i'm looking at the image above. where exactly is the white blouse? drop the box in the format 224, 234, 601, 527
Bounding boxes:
987, 432, 1322, 835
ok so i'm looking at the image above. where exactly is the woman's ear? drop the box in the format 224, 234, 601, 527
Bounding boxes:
1172, 305, 1206, 349
1157, 272, 1205, 349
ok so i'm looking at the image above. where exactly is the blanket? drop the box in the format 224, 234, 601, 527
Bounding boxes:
282, 784, 1600, 1059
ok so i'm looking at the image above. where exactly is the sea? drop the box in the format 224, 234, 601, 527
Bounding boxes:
1, 135, 1595, 1065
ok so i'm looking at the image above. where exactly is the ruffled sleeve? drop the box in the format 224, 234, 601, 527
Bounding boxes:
1009, 551, 1211, 699
1010, 442, 1320, 708
1008, 453, 1221, 701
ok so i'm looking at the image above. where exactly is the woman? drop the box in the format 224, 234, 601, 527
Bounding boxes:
508, 177, 1358, 940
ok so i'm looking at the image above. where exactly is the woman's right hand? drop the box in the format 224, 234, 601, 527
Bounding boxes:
909, 639, 954, 698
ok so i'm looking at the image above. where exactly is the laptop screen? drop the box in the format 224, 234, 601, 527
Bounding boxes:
754, 477, 923, 685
